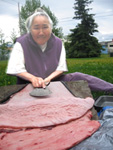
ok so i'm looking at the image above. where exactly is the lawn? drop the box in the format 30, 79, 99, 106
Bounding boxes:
0, 54, 113, 98
66, 54, 113, 84
0, 60, 16, 86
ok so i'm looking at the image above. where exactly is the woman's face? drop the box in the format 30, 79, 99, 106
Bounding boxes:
30, 15, 52, 45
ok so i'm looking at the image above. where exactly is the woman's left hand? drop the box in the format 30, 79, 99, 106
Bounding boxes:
44, 77, 51, 85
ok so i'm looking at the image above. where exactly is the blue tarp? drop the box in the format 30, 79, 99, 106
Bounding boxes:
71, 108, 113, 150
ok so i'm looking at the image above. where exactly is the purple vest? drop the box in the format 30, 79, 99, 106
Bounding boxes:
17, 33, 62, 84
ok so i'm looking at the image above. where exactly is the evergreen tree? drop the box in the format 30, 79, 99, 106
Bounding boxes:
19, 0, 63, 38
66, 0, 102, 58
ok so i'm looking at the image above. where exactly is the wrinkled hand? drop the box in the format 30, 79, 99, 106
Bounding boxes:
31, 76, 46, 88
44, 77, 51, 86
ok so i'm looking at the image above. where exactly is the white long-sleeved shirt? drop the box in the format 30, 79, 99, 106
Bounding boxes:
7, 42, 68, 75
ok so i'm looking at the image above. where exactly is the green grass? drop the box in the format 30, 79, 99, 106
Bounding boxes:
0, 54, 113, 98
67, 54, 113, 83
66, 54, 113, 98
0, 60, 16, 86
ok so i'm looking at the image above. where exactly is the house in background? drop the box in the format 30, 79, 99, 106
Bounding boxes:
100, 39, 113, 56
108, 40, 113, 57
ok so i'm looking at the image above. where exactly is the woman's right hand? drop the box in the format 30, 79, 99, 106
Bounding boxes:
31, 76, 46, 88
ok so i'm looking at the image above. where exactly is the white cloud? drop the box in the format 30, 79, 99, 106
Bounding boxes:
94, 32, 113, 42
0, 15, 20, 41
95, 17, 113, 34
0, 0, 113, 42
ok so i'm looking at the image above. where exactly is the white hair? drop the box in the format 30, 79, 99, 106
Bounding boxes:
25, 8, 53, 32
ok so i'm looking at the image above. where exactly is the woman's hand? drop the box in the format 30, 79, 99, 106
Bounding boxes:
17, 72, 46, 88
31, 76, 46, 88
17, 70, 63, 88
44, 77, 51, 85
44, 70, 63, 84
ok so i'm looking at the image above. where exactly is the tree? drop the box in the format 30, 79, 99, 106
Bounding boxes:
19, 0, 63, 38
10, 28, 18, 44
19, 0, 41, 35
66, 0, 102, 58
42, 5, 63, 38
0, 29, 10, 60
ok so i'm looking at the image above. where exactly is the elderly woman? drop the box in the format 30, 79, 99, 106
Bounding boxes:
7, 8, 113, 92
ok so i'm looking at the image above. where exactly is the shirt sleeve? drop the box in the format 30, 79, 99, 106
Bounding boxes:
56, 43, 68, 72
6, 42, 27, 75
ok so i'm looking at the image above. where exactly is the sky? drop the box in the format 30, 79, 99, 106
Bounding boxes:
0, 0, 113, 42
